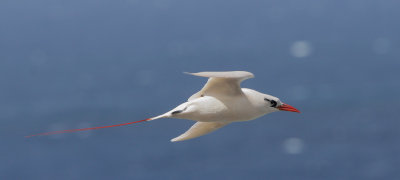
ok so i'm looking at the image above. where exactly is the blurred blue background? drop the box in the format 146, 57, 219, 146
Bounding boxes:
1, 0, 400, 179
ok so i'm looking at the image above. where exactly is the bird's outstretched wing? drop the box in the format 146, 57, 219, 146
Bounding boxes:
186, 71, 254, 101
171, 121, 230, 142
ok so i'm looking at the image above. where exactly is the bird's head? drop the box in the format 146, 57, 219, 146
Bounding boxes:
241, 88, 301, 114
263, 94, 300, 113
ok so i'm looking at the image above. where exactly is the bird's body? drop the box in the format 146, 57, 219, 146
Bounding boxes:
148, 71, 299, 142
27, 71, 300, 142
163, 88, 276, 123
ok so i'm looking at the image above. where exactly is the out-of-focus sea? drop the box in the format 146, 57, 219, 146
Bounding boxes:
1, 0, 399, 179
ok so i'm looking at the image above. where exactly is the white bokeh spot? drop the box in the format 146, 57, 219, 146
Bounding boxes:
290, 41, 312, 58
372, 38, 391, 55
283, 137, 305, 154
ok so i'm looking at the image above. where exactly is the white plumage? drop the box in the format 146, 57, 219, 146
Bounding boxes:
149, 71, 300, 142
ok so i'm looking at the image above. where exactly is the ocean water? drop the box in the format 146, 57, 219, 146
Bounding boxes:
1, 0, 400, 179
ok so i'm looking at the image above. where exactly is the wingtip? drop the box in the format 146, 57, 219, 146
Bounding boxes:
183, 72, 194, 75
170, 135, 186, 142
183, 71, 254, 79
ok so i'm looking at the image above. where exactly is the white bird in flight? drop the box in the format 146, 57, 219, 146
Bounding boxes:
27, 71, 300, 142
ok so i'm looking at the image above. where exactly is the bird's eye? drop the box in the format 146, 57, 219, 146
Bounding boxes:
270, 100, 277, 107
264, 98, 277, 107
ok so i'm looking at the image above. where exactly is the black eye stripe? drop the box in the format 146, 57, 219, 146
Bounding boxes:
264, 98, 277, 107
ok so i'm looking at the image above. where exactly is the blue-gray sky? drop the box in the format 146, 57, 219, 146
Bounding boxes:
1, 0, 400, 179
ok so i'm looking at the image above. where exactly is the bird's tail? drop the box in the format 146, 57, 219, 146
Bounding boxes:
147, 113, 169, 121
25, 114, 168, 138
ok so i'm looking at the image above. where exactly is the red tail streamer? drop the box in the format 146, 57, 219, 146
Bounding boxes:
25, 118, 151, 138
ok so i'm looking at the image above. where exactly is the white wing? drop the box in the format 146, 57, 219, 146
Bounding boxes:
186, 71, 254, 101
171, 121, 230, 142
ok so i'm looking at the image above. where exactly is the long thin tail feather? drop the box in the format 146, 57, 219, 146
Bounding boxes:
25, 118, 151, 138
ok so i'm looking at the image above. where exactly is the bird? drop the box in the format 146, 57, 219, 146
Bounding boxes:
26, 71, 300, 142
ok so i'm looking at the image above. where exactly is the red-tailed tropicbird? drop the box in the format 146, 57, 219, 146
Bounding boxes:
27, 71, 300, 142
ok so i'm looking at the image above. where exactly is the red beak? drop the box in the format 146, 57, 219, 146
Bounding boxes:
277, 103, 300, 113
